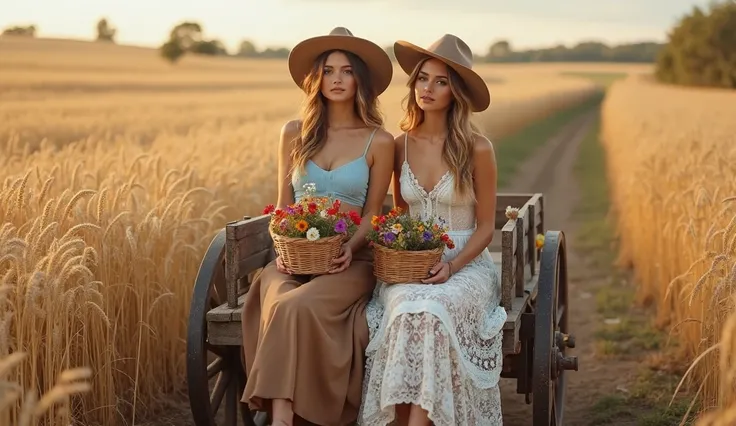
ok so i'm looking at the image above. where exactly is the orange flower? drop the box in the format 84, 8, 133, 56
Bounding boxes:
296, 220, 308, 232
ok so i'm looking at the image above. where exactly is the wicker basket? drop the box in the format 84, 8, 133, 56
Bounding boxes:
271, 231, 344, 275
373, 243, 444, 284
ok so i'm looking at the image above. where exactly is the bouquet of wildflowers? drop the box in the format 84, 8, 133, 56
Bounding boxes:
366, 207, 455, 284
367, 207, 454, 251
262, 183, 362, 274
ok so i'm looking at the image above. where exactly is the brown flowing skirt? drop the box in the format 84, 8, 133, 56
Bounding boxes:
241, 247, 376, 426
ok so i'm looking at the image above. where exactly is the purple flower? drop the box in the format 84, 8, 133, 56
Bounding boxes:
334, 219, 347, 233
286, 206, 295, 214
383, 232, 396, 244
423, 231, 433, 241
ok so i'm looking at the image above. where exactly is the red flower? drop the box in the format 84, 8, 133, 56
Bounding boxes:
332, 199, 341, 209
373, 225, 380, 231
349, 211, 362, 225
440, 234, 450, 242
263, 204, 275, 214
447, 241, 455, 249
379, 216, 387, 224
308, 202, 318, 214
327, 207, 338, 215
274, 208, 285, 218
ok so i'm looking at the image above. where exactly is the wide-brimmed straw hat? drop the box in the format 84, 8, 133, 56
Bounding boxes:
288, 27, 393, 96
394, 34, 490, 112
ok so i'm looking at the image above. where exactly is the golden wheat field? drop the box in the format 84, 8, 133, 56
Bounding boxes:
601, 75, 736, 418
0, 35, 652, 425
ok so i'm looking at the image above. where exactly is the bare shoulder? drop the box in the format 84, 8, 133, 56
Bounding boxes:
371, 128, 395, 149
472, 133, 495, 155
393, 132, 407, 150
281, 119, 301, 140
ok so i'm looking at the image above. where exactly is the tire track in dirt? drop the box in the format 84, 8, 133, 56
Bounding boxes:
498, 107, 638, 426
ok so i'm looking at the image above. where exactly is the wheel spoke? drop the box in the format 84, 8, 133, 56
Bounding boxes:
207, 357, 223, 379
211, 370, 232, 415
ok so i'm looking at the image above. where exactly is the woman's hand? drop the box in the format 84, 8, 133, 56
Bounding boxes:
421, 261, 452, 285
329, 244, 353, 274
275, 256, 293, 275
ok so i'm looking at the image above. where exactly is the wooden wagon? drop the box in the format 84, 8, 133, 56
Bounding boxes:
186, 192, 578, 426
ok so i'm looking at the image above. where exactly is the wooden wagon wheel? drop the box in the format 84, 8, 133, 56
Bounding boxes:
186, 229, 267, 426
532, 230, 578, 426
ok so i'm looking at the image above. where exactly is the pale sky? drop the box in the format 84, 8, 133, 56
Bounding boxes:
1, 0, 714, 54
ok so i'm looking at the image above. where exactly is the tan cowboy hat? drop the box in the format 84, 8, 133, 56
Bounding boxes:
394, 34, 490, 112
288, 27, 393, 96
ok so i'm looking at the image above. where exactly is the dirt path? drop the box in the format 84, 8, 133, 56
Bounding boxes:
498, 108, 639, 425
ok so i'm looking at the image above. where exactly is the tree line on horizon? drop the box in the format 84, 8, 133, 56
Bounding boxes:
2, 1, 734, 89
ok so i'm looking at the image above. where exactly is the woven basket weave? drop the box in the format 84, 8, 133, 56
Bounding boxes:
271, 231, 344, 275
373, 244, 444, 284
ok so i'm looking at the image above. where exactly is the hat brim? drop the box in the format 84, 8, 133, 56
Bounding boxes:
288, 35, 393, 96
393, 40, 490, 112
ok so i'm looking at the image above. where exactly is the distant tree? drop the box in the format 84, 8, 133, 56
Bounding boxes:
96, 18, 116, 42
655, 0, 736, 89
160, 39, 185, 63
169, 21, 202, 51
259, 47, 290, 59
483, 40, 664, 63
2, 24, 36, 37
487, 40, 512, 59
160, 21, 228, 63
191, 39, 228, 56
237, 40, 259, 57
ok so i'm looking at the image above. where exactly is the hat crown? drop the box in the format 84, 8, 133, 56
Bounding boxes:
426, 34, 474, 69
328, 27, 354, 37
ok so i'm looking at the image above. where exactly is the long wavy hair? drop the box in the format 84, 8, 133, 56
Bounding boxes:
290, 49, 384, 177
399, 57, 481, 199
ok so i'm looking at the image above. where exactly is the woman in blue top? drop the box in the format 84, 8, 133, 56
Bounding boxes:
240, 27, 395, 426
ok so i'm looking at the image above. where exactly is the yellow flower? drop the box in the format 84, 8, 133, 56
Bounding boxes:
415, 224, 425, 232
296, 220, 308, 232
371, 216, 380, 226
535, 233, 545, 249
391, 223, 403, 234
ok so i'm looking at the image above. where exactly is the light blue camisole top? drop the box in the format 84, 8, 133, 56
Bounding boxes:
292, 127, 379, 207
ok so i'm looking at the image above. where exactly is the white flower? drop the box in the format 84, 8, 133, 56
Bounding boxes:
303, 182, 317, 195
320, 210, 328, 218
306, 227, 320, 241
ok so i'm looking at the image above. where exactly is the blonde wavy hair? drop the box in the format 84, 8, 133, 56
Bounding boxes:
399, 57, 481, 198
290, 49, 384, 176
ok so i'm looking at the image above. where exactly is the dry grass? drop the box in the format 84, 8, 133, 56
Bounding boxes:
0, 36, 647, 425
601, 75, 736, 418
0, 352, 92, 426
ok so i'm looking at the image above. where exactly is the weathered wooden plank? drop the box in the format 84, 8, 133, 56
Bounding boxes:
500, 220, 517, 311
515, 204, 529, 298
502, 273, 539, 355
227, 215, 270, 241
237, 248, 274, 280
208, 321, 243, 346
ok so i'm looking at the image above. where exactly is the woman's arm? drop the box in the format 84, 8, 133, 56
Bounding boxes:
275, 120, 300, 209
392, 133, 409, 211
345, 129, 395, 254
446, 134, 498, 273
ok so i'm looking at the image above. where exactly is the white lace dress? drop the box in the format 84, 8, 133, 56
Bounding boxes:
359, 152, 508, 425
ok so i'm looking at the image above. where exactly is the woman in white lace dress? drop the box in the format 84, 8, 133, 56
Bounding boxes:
360, 34, 507, 426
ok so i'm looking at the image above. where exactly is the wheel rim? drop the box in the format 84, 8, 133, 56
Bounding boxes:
186, 230, 264, 426
533, 230, 574, 426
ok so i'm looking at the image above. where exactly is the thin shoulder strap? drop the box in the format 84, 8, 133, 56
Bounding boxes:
363, 127, 379, 156
404, 132, 409, 160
